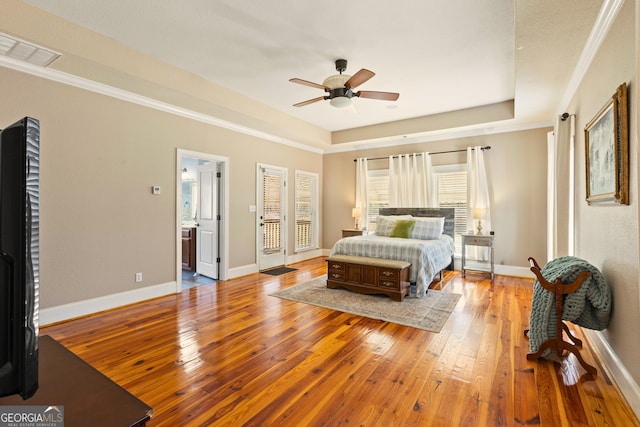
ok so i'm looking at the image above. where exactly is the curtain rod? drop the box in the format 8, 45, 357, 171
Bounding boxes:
353, 145, 491, 162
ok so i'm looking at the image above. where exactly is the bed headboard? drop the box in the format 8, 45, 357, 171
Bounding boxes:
378, 207, 456, 239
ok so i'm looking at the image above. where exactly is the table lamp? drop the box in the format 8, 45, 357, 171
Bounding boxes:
473, 208, 486, 235
352, 208, 361, 230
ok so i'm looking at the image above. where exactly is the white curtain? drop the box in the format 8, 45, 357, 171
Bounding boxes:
549, 114, 575, 260
355, 158, 369, 230
388, 153, 436, 207
467, 146, 491, 258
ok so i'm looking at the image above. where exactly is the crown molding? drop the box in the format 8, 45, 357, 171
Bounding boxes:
0, 55, 323, 154
322, 120, 553, 155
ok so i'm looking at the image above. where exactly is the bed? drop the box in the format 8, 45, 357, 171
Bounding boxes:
329, 208, 456, 297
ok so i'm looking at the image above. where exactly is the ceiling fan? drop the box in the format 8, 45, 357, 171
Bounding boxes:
289, 59, 399, 108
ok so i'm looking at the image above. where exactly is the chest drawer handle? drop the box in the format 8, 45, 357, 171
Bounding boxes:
382, 271, 394, 277
331, 264, 342, 270
331, 273, 341, 279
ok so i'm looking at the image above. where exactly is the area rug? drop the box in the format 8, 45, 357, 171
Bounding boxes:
270, 275, 461, 332
261, 267, 298, 276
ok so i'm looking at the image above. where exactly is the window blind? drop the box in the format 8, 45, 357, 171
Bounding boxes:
262, 172, 281, 251
295, 171, 317, 251
436, 170, 467, 254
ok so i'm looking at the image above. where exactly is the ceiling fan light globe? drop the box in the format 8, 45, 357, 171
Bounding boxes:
330, 96, 352, 108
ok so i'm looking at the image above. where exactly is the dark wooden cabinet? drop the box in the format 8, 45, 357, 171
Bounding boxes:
182, 227, 196, 271
0, 336, 152, 426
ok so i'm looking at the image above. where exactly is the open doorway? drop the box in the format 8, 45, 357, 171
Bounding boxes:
176, 149, 229, 292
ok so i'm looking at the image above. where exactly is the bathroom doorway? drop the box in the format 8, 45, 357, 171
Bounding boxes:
176, 149, 229, 291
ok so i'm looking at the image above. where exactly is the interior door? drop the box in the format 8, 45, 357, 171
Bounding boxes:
196, 162, 218, 279
257, 164, 287, 270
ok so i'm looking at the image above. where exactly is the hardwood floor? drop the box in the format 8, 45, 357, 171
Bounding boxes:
42, 257, 639, 426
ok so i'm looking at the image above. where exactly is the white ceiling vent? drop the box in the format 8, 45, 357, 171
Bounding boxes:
0, 32, 60, 67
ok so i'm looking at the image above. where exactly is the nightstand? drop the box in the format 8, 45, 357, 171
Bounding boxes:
342, 229, 364, 238
461, 233, 494, 279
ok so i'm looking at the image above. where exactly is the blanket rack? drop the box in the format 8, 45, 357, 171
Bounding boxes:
524, 257, 597, 376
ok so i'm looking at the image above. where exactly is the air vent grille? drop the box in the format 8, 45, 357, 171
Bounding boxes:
0, 32, 60, 67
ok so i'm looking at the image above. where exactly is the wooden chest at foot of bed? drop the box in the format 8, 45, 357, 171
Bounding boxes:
326, 255, 411, 301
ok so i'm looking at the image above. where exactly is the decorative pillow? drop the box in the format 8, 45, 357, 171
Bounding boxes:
375, 215, 413, 237
409, 216, 445, 240
389, 219, 416, 238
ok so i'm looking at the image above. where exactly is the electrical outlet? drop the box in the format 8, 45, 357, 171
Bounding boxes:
135, 272, 142, 283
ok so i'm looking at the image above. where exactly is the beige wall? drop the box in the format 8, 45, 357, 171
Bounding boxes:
568, 0, 640, 384
323, 127, 550, 269
0, 67, 323, 308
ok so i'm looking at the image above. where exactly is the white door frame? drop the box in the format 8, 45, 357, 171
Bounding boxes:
176, 149, 229, 292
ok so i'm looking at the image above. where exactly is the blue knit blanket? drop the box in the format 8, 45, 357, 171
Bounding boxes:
528, 256, 611, 357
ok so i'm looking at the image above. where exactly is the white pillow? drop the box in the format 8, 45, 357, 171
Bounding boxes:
375, 215, 413, 237
409, 216, 445, 240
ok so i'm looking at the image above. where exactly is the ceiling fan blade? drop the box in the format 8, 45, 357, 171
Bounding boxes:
289, 78, 329, 90
293, 96, 326, 107
344, 69, 375, 89
356, 91, 400, 101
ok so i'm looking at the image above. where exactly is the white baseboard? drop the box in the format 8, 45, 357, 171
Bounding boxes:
494, 264, 534, 278
40, 281, 176, 326
585, 330, 640, 420
287, 249, 324, 264
228, 263, 258, 279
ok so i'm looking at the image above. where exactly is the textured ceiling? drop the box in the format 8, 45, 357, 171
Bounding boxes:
21, 0, 603, 138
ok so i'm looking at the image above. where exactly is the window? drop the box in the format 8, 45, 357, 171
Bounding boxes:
295, 170, 318, 251
365, 164, 467, 255
433, 164, 467, 254
365, 169, 389, 233
261, 169, 284, 252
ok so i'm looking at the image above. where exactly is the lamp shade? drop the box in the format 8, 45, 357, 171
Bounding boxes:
352, 208, 361, 218
473, 208, 487, 219
323, 74, 350, 89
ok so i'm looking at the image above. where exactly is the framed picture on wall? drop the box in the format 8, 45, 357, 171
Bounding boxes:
584, 82, 628, 205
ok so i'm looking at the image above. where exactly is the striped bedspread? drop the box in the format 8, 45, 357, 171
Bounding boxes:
329, 234, 455, 297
